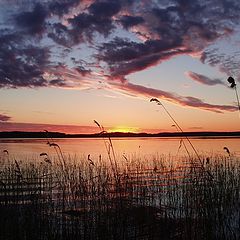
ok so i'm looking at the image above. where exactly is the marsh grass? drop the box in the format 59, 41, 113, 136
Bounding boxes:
0, 151, 239, 240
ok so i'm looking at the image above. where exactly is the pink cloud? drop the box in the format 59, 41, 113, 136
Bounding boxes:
0, 113, 11, 122
110, 81, 237, 113
0, 122, 100, 134
186, 71, 224, 86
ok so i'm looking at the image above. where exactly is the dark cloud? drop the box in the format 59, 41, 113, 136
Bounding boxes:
96, 0, 240, 80
75, 66, 92, 76
0, 32, 79, 88
149, 2, 221, 45
15, 3, 48, 35
201, 48, 240, 82
49, 1, 121, 46
96, 37, 189, 80
54, 7, 117, 46
9, 0, 240, 84
48, 0, 80, 16
49, 79, 67, 87
119, 15, 145, 29
186, 71, 224, 86
48, 23, 77, 47
151, 6, 186, 39
0, 114, 11, 122
88, 1, 121, 18
69, 12, 115, 42
0, 33, 50, 88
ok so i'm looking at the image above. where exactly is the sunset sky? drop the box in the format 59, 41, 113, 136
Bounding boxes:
0, 0, 240, 133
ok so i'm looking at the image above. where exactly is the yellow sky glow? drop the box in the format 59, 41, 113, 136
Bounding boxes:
108, 126, 140, 133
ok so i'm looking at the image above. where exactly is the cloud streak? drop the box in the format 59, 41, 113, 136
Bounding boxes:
0, 113, 11, 122
0, 122, 99, 134
110, 81, 237, 113
186, 71, 224, 86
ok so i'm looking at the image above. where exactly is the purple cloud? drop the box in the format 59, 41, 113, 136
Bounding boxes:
50, 1, 121, 46
119, 15, 144, 29
95, 0, 240, 81
96, 38, 189, 81
15, 3, 48, 35
201, 48, 240, 82
48, 23, 75, 47
49, 0, 81, 16
68, 12, 115, 42
110, 81, 237, 113
0, 33, 50, 88
0, 114, 11, 122
186, 71, 224, 86
88, 1, 121, 18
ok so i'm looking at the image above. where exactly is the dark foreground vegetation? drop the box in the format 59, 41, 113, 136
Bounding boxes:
0, 151, 239, 240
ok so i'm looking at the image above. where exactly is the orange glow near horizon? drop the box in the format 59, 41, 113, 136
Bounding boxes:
108, 126, 140, 133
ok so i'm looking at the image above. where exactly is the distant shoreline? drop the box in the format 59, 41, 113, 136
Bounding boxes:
0, 131, 240, 139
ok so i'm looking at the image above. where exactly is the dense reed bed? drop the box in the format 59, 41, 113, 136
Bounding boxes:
0, 152, 239, 240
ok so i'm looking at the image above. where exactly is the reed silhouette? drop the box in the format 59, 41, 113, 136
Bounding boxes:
150, 98, 214, 180
227, 76, 240, 113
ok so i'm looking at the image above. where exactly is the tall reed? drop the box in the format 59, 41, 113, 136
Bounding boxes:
150, 98, 214, 180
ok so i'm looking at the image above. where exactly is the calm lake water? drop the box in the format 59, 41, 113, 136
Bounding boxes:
0, 137, 239, 161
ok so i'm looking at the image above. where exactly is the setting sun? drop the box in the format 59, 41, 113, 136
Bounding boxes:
109, 126, 139, 133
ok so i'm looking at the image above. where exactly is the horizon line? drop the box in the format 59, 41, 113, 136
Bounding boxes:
0, 130, 240, 138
